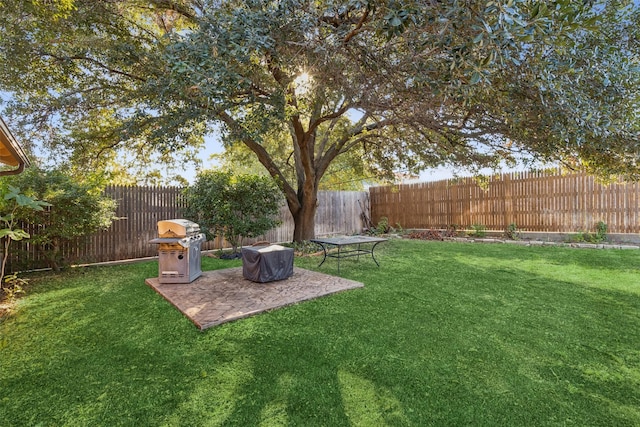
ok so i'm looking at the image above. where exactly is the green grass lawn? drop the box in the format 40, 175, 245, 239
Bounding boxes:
1, 239, 640, 426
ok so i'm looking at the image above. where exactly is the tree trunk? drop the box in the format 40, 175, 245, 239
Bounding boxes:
291, 187, 318, 243
46, 239, 62, 272
0, 237, 10, 288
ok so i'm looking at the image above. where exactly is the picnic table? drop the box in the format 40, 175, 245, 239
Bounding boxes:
310, 236, 388, 272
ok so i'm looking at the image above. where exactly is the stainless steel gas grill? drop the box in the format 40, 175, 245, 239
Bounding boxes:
150, 219, 206, 284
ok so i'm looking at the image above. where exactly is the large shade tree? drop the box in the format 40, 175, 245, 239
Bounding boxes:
1, 0, 639, 241
211, 128, 377, 191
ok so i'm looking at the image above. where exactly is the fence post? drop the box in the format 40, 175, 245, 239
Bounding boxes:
503, 173, 513, 229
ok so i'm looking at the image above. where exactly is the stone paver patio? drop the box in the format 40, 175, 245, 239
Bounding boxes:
145, 267, 364, 330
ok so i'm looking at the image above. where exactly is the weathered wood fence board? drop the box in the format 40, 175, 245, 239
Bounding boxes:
370, 170, 640, 233
11, 169, 640, 272
7, 187, 368, 271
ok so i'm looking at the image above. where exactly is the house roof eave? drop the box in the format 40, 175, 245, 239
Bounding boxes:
0, 116, 30, 176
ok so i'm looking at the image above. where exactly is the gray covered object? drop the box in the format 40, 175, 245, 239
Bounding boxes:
242, 245, 294, 283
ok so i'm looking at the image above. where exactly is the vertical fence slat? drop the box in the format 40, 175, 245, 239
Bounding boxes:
368, 169, 640, 236
8, 169, 640, 273
7, 186, 366, 271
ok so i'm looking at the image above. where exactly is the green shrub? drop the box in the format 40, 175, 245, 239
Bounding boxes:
366, 216, 391, 235
183, 170, 282, 255
504, 222, 520, 240
595, 221, 608, 242
0, 184, 49, 286
566, 222, 608, 244
4, 168, 116, 271
376, 216, 390, 234
469, 224, 487, 238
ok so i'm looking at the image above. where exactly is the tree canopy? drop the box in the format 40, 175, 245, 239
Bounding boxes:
1, 0, 638, 240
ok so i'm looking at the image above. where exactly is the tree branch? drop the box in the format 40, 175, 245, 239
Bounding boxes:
343, 6, 370, 44
217, 111, 301, 212
316, 117, 396, 178
146, 0, 198, 21
307, 100, 350, 135
42, 51, 147, 83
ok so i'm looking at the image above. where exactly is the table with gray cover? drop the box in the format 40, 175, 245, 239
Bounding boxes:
241, 244, 294, 283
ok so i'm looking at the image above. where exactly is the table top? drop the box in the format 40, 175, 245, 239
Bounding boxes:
310, 236, 388, 246
242, 244, 292, 253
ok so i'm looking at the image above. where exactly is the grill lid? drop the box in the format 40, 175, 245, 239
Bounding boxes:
157, 219, 200, 237
150, 233, 206, 248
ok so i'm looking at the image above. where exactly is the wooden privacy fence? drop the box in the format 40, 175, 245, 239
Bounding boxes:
7, 186, 368, 271
369, 171, 640, 233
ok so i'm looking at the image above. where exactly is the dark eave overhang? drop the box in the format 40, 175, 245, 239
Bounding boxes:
0, 115, 30, 176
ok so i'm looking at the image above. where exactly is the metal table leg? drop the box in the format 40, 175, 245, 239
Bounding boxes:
370, 241, 382, 267
316, 242, 328, 267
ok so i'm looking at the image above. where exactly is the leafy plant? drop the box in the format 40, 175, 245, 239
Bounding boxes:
367, 216, 404, 235
504, 222, 521, 240
366, 216, 391, 236
567, 222, 608, 244
594, 221, 608, 242
2, 272, 29, 301
469, 224, 487, 238
282, 240, 322, 256
183, 170, 282, 256
0, 184, 49, 287
376, 216, 390, 234
6, 168, 117, 271
567, 231, 586, 243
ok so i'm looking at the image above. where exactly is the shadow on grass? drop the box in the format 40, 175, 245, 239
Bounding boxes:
207, 242, 640, 425
1, 240, 639, 425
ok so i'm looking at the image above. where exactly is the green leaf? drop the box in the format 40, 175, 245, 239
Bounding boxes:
0, 229, 30, 241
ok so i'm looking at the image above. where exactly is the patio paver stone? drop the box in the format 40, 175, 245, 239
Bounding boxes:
145, 267, 364, 329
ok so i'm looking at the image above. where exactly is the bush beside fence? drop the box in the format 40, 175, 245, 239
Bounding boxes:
6, 187, 368, 271
9, 169, 640, 272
